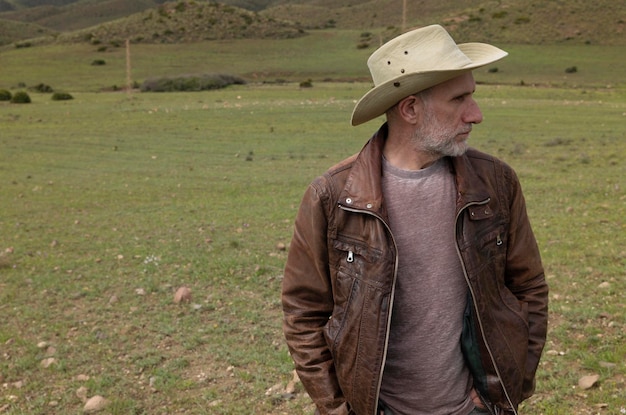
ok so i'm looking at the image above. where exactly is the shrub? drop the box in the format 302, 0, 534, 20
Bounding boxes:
10, 91, 31, 104
0, 89, 11, 101
565, 66, 578, 73
140, 74, 246, 92
32, 83, 54, 93
175, 1, 187, 12
52, 92, 74, 101
91, 59, 106, 66
299, 79, 313, 88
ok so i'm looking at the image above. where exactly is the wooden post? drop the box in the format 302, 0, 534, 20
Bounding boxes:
402, 0, 407, 32
126, 39, 132, 94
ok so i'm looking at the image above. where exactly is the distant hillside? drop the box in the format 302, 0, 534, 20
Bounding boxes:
261, 0, 626, 45
43, 1, 304, 45
0, 0, 304, 45
0, 0, 624, 46
0, 0, 165, 32
0, 17, 55, 44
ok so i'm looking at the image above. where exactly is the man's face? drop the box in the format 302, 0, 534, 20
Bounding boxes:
412, 72, 483, 157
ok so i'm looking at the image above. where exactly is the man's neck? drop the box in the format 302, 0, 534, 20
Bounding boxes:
383, 133, 441, 170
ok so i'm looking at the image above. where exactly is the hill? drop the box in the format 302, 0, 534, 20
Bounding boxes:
0, 0, 624, 46
0, 17, 55, 45
0, 1, 305, 46
261, 0, 626, 45
53, 1, 304, 44
0, 0, 165, 31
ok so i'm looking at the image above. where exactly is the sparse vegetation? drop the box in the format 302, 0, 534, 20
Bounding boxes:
140, 73, 246, 92
51, 91, 74, 100
0, 88, 11, 101
9, 90, 31, 103
31, 83, 53, 93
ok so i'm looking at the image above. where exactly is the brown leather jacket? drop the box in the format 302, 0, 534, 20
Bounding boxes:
282, 124, 548, 415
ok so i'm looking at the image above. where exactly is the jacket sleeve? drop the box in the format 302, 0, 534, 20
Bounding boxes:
282, 180, 352, 415
504, 167, 549, 401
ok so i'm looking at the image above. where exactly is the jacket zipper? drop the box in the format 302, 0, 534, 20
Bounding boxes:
338, 204, 399, 415
455, 198, 519, 415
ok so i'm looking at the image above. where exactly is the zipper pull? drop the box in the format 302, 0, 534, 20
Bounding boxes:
347, 250, 354, 263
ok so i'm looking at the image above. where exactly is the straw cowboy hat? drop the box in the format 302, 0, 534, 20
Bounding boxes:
351, 24, 508, 126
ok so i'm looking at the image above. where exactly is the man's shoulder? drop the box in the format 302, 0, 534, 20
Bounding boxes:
303, 153, 359, 205
311, 153, 359, 187
326, 153, 359, 176
464, 147, 515, 173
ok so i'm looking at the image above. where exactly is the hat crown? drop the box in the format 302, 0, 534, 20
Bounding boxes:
368, 25, 472, 87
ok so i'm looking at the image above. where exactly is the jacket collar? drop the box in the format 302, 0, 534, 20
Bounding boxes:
339, 123, 491, 216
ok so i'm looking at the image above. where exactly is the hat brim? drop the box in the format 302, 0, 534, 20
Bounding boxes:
351, 43, 508, 126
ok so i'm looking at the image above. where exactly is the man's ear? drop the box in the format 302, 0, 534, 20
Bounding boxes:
396, 95, 422, 125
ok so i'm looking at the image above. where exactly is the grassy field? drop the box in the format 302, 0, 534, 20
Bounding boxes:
1, 31, 625, 414
2, 30, 626, 91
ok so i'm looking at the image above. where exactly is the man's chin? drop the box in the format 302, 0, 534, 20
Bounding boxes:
446, 143, 468, 157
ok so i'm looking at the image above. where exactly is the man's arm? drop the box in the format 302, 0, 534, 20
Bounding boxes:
282, 182, 351, 415
504, 168, 549, 400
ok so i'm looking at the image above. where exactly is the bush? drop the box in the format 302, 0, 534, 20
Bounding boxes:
52, 92, 74, 101
91, 59, 106, 66
140, 74, 246, 92
565, 66, 578, 73
32, 83, 54, 93
0, 89, 12, 101
10, 91, 31, 104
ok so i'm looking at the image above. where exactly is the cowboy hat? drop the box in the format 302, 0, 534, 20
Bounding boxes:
351, 24, 507, 126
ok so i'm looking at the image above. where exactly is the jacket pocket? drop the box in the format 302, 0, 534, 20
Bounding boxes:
324, 238, 392, 404
331, 238, 388, 288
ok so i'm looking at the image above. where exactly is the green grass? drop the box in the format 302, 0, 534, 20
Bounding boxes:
1, 32, 625, 414
2, 30, 625, 92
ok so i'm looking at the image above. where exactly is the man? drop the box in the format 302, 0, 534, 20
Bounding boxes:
282, 24, 548, 415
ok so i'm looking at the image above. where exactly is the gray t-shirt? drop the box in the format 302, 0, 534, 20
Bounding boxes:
379, 157, 474, 415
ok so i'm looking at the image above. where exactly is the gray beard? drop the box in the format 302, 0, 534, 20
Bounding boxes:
412, 109, 470, 158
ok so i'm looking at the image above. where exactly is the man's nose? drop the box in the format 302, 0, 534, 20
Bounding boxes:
466, 99, 483, 124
